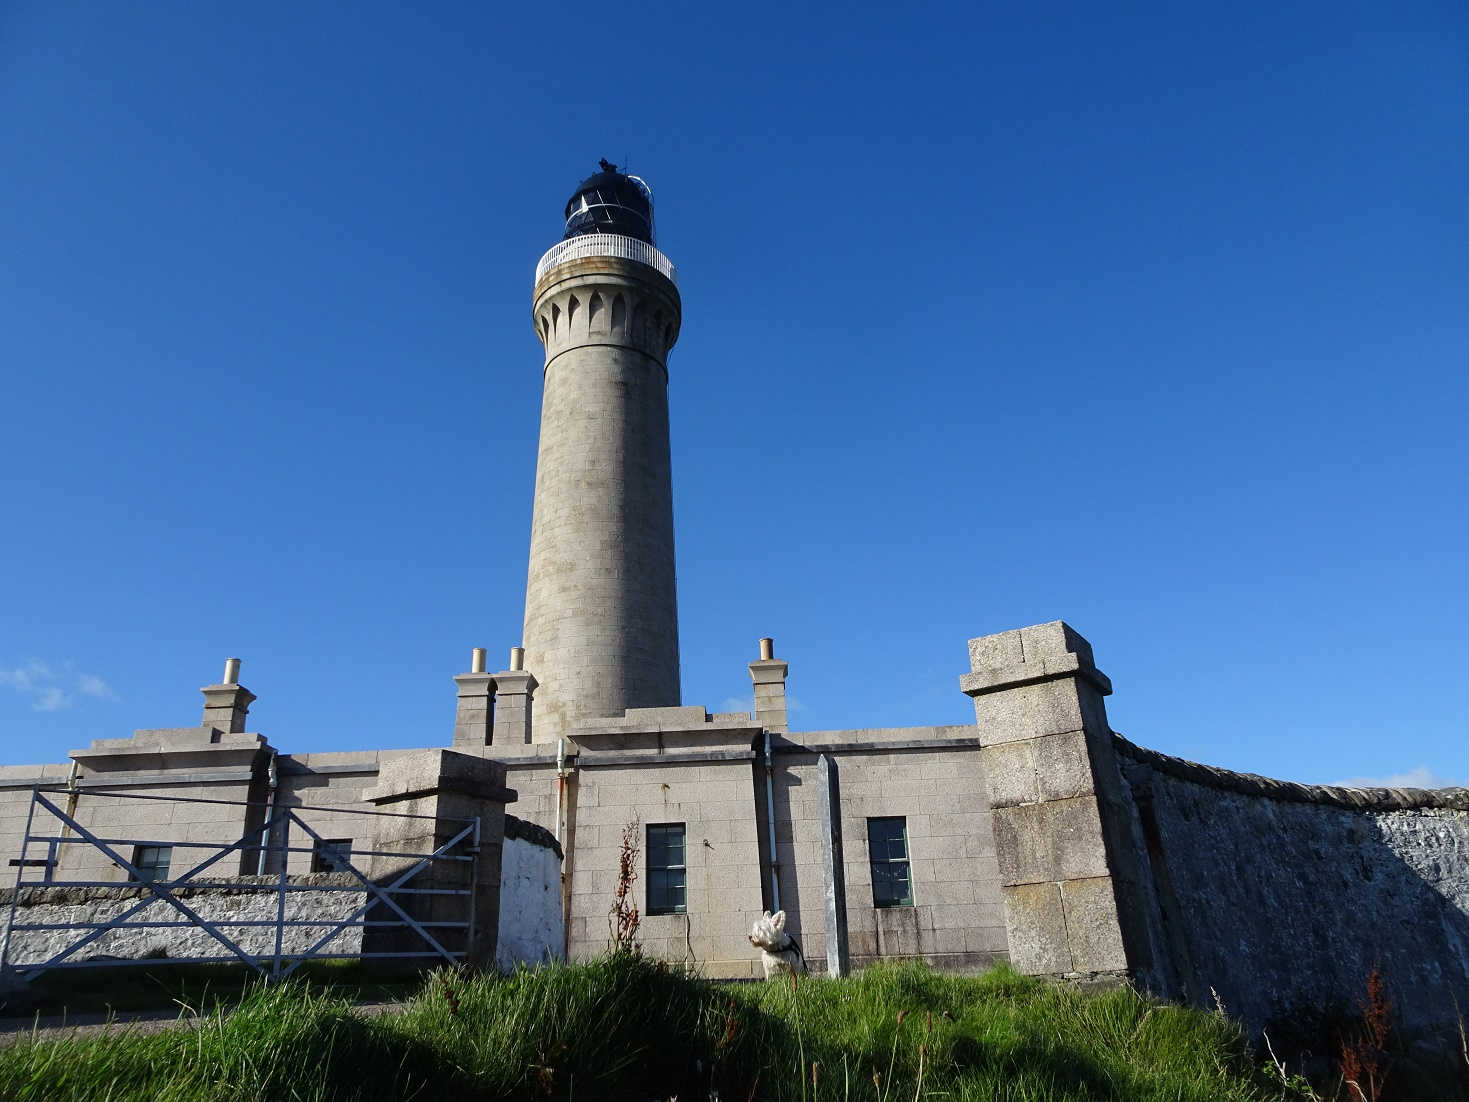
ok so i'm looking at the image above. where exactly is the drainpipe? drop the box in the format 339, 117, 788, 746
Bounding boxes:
555, 738, 574, 960
256, 751, 278, 876
52, 759, 81, 883
554, 739, 567, 846
763, 730, 781, 912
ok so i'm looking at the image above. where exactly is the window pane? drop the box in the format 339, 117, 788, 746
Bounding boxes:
312, 839, 352, 873
868, 817, 907, 860
134, 845, 171, 884
649, 868, 670, 911
867, 817, 913, 908
646, 824, 688, 914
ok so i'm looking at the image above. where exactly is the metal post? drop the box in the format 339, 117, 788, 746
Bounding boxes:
465, 815, 480, 964
256, 751, 278, 876
1, 788, 40, 976
17, 794, 271, 977
273, 814, 289, 979
817, 754, 850, 977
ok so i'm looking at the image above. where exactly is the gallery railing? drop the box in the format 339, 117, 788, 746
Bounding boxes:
534, 233, 678, 285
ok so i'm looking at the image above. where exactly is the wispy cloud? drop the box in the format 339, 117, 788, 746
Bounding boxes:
721, 696, 754, 717
76, 673, 115, 699
718, 694, 805, 717
0, 660, 116, 712
1333, 765, 1462, 790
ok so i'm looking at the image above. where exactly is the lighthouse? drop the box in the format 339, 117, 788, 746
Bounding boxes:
520, 162, 683, 740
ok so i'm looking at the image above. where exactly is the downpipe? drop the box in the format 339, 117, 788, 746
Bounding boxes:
53, 759, 81, 883
764, 730, 781, 912
555, 738, 573, 961
256, 751, 278, 876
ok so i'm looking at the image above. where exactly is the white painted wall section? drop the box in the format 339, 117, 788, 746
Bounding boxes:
495, 835, 564, 970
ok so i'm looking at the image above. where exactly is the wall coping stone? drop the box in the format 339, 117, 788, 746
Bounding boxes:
575, 748, 756, 767
775, 735, 984, 756
76, 768, 257, 789
504, 814, 563, 859
0, 873, 359, 906
364, 749, 516, 807
277, 759, 380, 777
960, 652, 1112, 698
1113, 732, 1469, 812
574, 705, 758, 734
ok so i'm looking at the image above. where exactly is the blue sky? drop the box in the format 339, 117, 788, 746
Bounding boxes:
1, 2, 1464, 788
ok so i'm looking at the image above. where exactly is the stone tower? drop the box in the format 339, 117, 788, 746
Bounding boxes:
521, 163, 682, 739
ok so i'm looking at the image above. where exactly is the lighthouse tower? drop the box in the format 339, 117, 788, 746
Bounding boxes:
521, 162, 682, 740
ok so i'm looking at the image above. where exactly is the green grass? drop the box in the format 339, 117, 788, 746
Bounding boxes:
8, 959, 421, 1019
0, 956, 1322, 1100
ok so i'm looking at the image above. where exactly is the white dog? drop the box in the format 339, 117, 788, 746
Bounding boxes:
748, 909, 806, 978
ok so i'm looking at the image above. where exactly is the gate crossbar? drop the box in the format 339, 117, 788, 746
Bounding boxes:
278, 814, 475, 978
10, 792, 295, 980
2, 791, 480, 982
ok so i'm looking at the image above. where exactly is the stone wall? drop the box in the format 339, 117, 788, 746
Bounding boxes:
0, 765, 74, 872
0, 875, 365, 965
1114, 736, 1469, 1034
565, 715, 767, 978
766, 728, 1007, 974
496, 815, 565, 970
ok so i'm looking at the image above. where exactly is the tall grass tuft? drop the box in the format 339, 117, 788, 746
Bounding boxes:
0, 956, 1346, 1101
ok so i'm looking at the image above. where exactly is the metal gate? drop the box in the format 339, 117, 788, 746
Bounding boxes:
0, 786, 480, 982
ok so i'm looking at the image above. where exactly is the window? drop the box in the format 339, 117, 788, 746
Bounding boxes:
311, 838, 352, 873
867, 817, 913, 908
646, 823, 686, 915
132, 845, 172, 884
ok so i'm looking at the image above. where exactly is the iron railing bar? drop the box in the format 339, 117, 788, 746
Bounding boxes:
27, 837, 473, 862
6, 880, 471, 896
272, 817, 288, 979
465, 815, 479, 967
277, 816, 474, 978
8, 919, 471, 932
14, 794, 293, 980
21, 786, 475, 823
280, 811, 470, 975
0, 786, 40, 976
4, 792, 480, 979
304, 849, 472, 862
11, 951, 466, 972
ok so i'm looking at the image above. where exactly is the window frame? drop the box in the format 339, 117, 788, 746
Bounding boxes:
645, 823, 687, 916
866, 816, 914, 908
132, 844, 172, 884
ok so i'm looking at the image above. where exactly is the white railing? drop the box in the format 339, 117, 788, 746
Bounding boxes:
534, 233, 678, 285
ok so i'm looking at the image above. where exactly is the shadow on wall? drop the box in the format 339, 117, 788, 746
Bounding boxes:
1116, 736, 1469, 1038
760, 757, 807, 956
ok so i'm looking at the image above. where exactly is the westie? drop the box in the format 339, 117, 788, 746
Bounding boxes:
748, 909, 805, 978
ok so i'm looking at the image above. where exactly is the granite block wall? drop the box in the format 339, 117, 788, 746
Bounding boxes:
1114, 736, 1469, 1034
0, 875, 365, 965
565, 752, 766, 977
765, 727, 1008, 974
0, 765, 76, 873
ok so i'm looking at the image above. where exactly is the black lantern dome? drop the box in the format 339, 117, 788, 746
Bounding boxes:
562, 159, 655, 245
